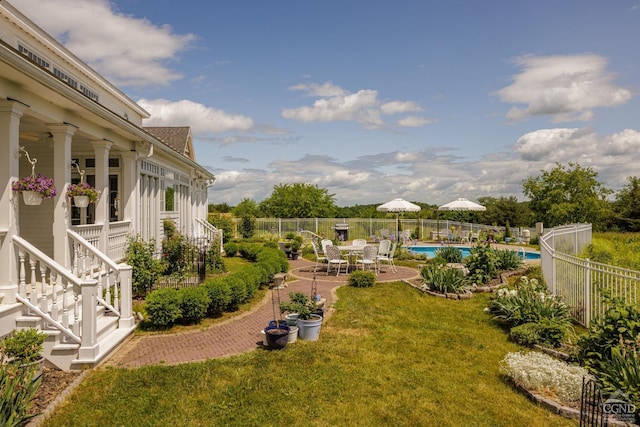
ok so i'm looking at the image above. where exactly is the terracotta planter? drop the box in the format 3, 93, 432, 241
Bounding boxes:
22, 191, 43, 206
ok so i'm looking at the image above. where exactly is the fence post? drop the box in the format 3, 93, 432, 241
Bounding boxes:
584, 258, 591, 327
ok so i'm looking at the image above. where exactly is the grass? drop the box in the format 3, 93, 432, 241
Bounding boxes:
581, 232, 640, 270
43, 282, 577, 426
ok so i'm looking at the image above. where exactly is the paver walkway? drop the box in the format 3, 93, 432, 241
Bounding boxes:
104, 258, 419, 368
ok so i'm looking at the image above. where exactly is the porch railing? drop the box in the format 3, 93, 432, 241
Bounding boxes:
540, 223, 640, 326
67, 229, 133, 326
70, 220, 131, 263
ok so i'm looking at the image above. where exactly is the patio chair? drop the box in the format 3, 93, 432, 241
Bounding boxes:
459, 230, 470, 244
356, 245, 378, 273
325, 245, 349, 276
310, 240, 327, 272
352, 238, 367, 247
379, 229, 389, 239
321, 239, 333, 255
378, 239, 391, 258
399, 230, 413, 246
377, 241, 397, 273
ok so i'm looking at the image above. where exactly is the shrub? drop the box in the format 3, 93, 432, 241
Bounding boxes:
1, 363, 42, 426
206, 242, 226, 274
577, 295, 640, 373
488, 276, 572, 329
178, 287, 210, 324
202, 278, 232, 316
494, 248, 524, 271
434, 246, 463, 264
500, 351, 589, 404
239, 215, 255, 239
224, 242, 239, 257
509, 318, 568, 348
225, 275, 248, 310
238, 243, 262, 261
125, 235, 165, 298
597, 346, 640, 421
0, 329, 46, 364
280, 292, 318, 320
162, 232, 195, 275
145, 288, 182, 328
348, 270, 376, 288
464, 243, 498, 285
421, 264, 465, 294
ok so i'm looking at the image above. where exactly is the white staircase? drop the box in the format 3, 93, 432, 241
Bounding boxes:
3, 232, 136, 371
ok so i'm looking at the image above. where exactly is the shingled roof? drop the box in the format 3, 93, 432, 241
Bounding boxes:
144, 127, 195, 161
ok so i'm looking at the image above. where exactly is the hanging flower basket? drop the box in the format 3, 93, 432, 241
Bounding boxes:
22, 191, 43, 205
12, 174, 57, 205
66, 182, 99, 207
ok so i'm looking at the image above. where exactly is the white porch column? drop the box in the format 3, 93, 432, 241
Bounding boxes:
120, 151, 138, 230
90, 140, 112, 254
49, 123, 77, 269
0, 100, 28, 303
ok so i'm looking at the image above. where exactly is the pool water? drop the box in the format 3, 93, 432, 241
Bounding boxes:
407, 245, 541, 260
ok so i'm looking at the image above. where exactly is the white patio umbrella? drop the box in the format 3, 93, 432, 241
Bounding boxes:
438, 198, 486, 212
377, 198, 421, 238
436, 198, 485, 240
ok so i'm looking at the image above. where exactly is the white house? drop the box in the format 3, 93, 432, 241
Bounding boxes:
0, 1, 217, 370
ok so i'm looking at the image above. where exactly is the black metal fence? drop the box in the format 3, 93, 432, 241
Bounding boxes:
153, 236, 216, 290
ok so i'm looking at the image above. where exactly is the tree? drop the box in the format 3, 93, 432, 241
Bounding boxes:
233, 198, 260, 217
612, 176, 640, 231
259, 183, 337, 218
522, 162, 612, 230
476, 196, 533, 227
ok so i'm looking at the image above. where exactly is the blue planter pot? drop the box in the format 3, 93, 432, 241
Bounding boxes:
264, 324, 290, 350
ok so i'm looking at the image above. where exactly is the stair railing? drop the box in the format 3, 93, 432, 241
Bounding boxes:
67, 229, 133, 327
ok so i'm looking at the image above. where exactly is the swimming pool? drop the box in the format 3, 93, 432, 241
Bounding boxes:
407, 245, 541, 260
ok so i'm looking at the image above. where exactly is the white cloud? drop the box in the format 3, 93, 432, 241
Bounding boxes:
206, 127, 640, 206
11, 0, 195, 86
380, 101, 423, 115
496, 54, 632, 123
283, 81, 430, 130
139, 99, 254, 133
397, 116, 432, 127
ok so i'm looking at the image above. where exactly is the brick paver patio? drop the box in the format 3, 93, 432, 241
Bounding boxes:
104, 258, 419, 368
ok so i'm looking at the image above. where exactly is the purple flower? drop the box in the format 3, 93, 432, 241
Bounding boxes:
66, 182, 99, 202
12, 174, 57, 199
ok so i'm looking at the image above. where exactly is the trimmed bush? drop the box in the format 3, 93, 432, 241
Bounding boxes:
178, 286, 210, 324
224, 242, 239, 257
203, 278, 232, 316
348, 270, 376, 288
509, 318, 567, 348
145, 288, 182, 328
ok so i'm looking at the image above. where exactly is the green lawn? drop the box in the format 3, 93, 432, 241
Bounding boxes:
43, 282, 577, 427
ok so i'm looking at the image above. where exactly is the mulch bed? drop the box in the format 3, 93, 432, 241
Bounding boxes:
29, 368, 82, 417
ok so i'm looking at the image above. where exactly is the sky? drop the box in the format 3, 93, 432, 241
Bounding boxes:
10, 0, 640, 206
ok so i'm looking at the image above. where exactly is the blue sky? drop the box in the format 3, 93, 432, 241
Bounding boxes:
12, 0, 640, 206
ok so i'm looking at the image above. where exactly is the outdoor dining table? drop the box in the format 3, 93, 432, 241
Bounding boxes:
337, 244, 372, 270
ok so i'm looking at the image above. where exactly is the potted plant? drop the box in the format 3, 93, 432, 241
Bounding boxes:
280, 292, 323, 341
66, 182, 99, 207
12, 173, 57, 205
1, 328, 46, 378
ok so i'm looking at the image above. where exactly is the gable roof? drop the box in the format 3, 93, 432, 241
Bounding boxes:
144, 126, 195, 161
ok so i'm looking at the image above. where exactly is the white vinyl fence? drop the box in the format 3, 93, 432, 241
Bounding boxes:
237, 217, 535, 243
540, 223, 640, 326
